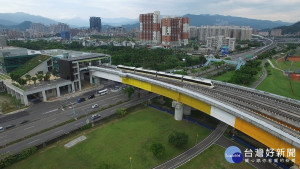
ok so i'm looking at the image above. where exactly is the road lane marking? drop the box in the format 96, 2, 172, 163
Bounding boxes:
43, 108, 58, 114
48, 118, 56, 122
0, 135, 7, 139
24, 126, 35, 130
55, 130, 64, 134
28, 139, 40, 145
75, 122, 83, 126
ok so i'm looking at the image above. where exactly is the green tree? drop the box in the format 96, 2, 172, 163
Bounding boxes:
123, 86, 135, 99
168, 131, 189, 148
193, 45, 199, 50
150, 143, 165, 157
52, 69, 58, 79
115, 108, 127, 118
17, 78, 27, 86
44, 72, 51, 81
31, 76, 37, 86
36, 73, 44, 84
25, 74, 31, 85
9, 73, 21, 82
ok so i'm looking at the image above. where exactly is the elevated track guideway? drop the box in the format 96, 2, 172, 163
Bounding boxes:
88, 66, 300, 165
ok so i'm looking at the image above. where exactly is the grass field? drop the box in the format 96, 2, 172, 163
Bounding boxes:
271, 59, 300, 71
257, 66, 300, 100
212, 68, 262, 87
178, 144, 254, 169
8, 108, 211, 169
0, 93, 25, 114
212, 71, 234, 82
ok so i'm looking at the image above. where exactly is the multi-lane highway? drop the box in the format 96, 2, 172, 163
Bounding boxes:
0, 89, 136, 146
0, 92, 156, 156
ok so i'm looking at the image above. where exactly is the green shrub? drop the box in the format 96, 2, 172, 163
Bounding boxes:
150, 143, 165, 157
168, 131, 189, 148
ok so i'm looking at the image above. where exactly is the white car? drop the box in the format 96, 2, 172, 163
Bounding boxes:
92, 104, 99, 109
0, 126, 4, 132
91, 114, 101, 120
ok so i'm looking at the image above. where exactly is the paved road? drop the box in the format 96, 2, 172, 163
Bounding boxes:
0, 80, 115, 122
0, 88, 151, 147
250, 59, 267, 88
0, 90, 140, 146
0, 93, 156, 156
153, 122, 228, 169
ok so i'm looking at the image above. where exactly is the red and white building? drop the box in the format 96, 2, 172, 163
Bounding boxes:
139, 11, 161, 45
139, 11, 189, 46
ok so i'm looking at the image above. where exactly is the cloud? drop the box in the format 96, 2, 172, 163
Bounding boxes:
0, 0, 298, 22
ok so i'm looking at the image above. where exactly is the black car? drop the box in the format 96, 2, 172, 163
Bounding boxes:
88, 94, 95, 99
6, 124, 16, 129
77, 98, 86, 103
20, 120, 29, 124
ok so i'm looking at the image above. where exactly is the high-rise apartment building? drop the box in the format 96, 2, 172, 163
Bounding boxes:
30, 23, 46, 33
90, 17, 102, 32
198, 26, 252, 42
139, 11, 189, 46
49, 23, 70, 34
139, 11, 161, 45
161, 16, 189, 46
189, 26, 198, 39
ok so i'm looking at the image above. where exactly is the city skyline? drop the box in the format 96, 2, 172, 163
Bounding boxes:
0, 0, 299, 22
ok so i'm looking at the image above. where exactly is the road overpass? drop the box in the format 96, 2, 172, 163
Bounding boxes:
88, 65, 300, 165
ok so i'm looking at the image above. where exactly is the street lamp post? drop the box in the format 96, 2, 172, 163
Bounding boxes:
71, 102, 77, 120
129, 156, 132, 169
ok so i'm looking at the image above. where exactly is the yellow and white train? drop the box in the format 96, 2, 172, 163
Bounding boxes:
117, 65, 214, 89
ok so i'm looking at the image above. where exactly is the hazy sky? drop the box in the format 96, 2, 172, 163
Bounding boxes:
0, 0, 299, 22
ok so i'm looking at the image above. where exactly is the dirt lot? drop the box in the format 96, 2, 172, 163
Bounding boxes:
290, 73, 300, 82
288, 56, 300, 62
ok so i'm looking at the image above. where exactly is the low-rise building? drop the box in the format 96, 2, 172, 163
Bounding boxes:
206, 36, 236, 51
42, 49, 111, 91
271, 29, 282, 36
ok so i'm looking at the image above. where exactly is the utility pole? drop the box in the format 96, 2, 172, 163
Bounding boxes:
71, 102, 77, 120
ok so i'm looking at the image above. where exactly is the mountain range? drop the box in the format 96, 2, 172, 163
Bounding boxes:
184, 14, 291, 30
0, 12, 295, 31
275, 21, 300, 34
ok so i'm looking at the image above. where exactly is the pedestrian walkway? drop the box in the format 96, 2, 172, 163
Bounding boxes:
268, 59, 284, 72
153, 122, 228, 169
46, 84, 103, 102
251, 59, 267, 88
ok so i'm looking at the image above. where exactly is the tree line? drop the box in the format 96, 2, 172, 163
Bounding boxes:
8, 40, 207, 71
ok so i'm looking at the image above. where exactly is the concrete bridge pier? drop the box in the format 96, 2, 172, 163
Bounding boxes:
172, 101, 192, 120
94, 77, 101, 86
183, 105, 191, 115
172, 101, 183, 121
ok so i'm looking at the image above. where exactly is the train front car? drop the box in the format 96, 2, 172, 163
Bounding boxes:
183, 76, 214, 88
